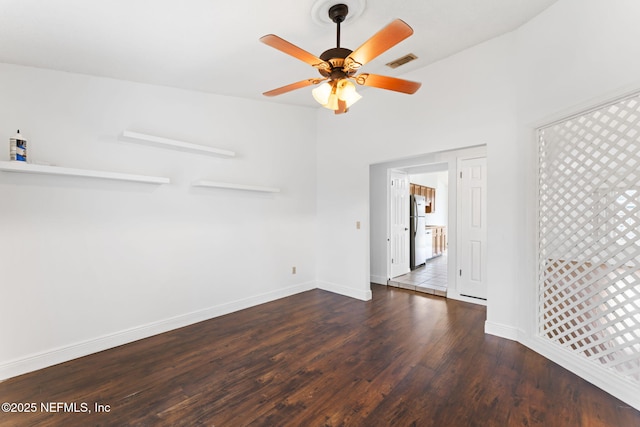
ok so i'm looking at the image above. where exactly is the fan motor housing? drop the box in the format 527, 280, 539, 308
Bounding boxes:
319, 47, 352, 61
319, 47, 356, 78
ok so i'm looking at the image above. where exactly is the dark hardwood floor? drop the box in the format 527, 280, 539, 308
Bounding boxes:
1, 285, 638, 426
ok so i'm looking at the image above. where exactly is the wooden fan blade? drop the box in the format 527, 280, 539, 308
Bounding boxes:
344, 20, 414, 71
263, 78, 326, 97
260, 34, 328, 70
355, 73, 421, 94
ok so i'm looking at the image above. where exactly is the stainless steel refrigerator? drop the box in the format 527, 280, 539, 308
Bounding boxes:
410, 195, 427, 270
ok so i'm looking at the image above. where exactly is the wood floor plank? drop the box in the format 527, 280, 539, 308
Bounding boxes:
1, 285, 638, 426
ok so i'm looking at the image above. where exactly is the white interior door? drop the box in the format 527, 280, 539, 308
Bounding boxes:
457, 157, 487, 299
389, 171, 410, 279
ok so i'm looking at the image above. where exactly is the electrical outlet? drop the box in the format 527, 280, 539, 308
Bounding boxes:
356, 221, 361, 229
292, 266, 296, 274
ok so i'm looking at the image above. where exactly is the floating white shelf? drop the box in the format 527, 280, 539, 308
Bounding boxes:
192, 180, 280, 193
121, 131, 235, 158
0, 161, 170, 184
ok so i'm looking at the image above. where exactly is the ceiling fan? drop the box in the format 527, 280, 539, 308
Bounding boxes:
260, 3, 421, 114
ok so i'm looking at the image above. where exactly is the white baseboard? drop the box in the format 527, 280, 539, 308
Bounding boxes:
370, 275, 387, 285
520, 335, 640, 411
487, 325, 640, 410
484, 320, 519, 341
317, 280, 373, 301
0, 281, 316, 381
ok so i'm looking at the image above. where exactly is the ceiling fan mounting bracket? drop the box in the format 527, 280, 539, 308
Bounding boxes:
328, 4, 349, 23
310, 0, 365, 26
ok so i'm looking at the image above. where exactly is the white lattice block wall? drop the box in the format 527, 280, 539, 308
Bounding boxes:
538, 94, 640, 385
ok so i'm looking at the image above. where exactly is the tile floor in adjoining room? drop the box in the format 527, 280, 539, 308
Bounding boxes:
388, 252, 448, 297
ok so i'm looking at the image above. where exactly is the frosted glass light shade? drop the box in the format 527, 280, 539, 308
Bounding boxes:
337, 80, 362, 107
325, 92, 339, 110
312, 82, 333, 106
312, 79, 362, 111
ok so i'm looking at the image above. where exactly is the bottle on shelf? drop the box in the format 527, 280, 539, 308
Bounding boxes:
10, 130, 27, 162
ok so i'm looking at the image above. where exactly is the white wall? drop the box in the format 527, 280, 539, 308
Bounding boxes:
318, 0, 640, 409
513, 0, 640, 410
0, 63, 318, 379
515, 0, 640, 336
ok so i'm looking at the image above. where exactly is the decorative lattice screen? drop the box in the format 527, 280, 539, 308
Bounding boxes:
538, 94, 640, 385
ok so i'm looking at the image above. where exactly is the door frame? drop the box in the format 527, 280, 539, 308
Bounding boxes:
375, 145, 487, 305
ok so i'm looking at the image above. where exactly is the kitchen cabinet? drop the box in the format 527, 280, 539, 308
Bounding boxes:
427, 226, 447, 258
425, 187, 435, 213
410, 183, 436, 213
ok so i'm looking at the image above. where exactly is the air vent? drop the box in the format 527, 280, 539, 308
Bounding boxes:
386, 53, 418, 69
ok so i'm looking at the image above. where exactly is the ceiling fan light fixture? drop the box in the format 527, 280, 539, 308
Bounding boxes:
337, 79, 362, 107
312, 79, 361, 111
326, 93, 340, 110
312, 81, 334, 107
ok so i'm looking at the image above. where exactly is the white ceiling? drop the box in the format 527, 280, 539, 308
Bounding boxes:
0, 0, 558, 108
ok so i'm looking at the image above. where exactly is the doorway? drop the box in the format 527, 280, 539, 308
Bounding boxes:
369, 145, 487, 304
